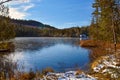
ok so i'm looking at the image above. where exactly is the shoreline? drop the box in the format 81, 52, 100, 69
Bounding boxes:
0, 39, 119, 79
80, 40, 120, 79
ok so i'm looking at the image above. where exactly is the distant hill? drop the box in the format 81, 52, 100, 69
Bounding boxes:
11, 19, 56, 29
0, 16, 89, 37
0, 16, 56, 29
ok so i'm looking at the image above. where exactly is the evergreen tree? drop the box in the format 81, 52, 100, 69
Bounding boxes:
0, 2, 15, 42
90, 0, 120, 43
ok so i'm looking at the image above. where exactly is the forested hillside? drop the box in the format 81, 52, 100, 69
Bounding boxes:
13, 19, 89, 37
9, 17, 89, 37
1, 16, 89, 38
0, 17, 89, 37
11, 19, 56, 29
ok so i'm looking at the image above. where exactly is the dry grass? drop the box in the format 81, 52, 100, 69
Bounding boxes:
75, 69, 83, 75
0, 67, 54, 80
42, 67, 54, 75
80, 40, 119, 60
80, 40, 113, 48
0, 42, 14, 52
80, 40, 120, 49
80, 40, 98, 47
82, 40, 120, 80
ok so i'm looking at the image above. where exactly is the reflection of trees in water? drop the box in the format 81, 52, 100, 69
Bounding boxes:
0, 54, 37, 80
0, 53, 28, 79
0, 54, 17, 79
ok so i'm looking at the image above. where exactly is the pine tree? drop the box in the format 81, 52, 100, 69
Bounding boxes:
90, 0, 120, 55
90, 0, 120, 42
90, 0, 100, 40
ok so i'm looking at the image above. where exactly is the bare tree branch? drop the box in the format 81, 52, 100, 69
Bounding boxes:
0, 0, 12, 5
0, 0, 26, 5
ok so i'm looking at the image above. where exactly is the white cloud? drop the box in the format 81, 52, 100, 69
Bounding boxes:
22, 3, 34, 11
8, 0, 35, 19
15, 0, 31, 3
8, 0, 42, 19
21, 0, 31, 3
8, 0, 31, 5
9, 7, 28, 19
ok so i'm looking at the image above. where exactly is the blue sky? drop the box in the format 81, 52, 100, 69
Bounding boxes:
9, 0, 94, 29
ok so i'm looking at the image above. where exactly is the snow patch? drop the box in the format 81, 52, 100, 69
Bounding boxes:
44, 71, 96, 80
92, 54, 120, 79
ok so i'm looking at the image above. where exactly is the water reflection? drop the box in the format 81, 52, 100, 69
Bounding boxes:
0, 53, 17, 79
0, 37, 90, 72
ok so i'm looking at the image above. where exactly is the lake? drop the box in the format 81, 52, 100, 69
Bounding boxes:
1, 37, 90, 72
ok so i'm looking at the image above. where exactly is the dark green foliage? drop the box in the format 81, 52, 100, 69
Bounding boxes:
0, 1, 15, 42
0, 16, 89, 38
14, 24, 41, 37
0, 17, 15, 41
13, 20, 89, 37
90, 0, 120, 42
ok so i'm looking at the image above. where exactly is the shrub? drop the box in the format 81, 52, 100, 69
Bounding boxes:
42, 67, 54, 75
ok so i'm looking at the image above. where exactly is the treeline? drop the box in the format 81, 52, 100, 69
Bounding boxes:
8, 17, 88, 37
0, 16, 89, 39
14, 23, 89, 37
90, 0, 120, 43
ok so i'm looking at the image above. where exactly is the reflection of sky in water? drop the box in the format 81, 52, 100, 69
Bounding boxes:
5, 37, 90, 72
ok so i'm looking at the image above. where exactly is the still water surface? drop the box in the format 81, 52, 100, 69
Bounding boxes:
2, 37, 90, 72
